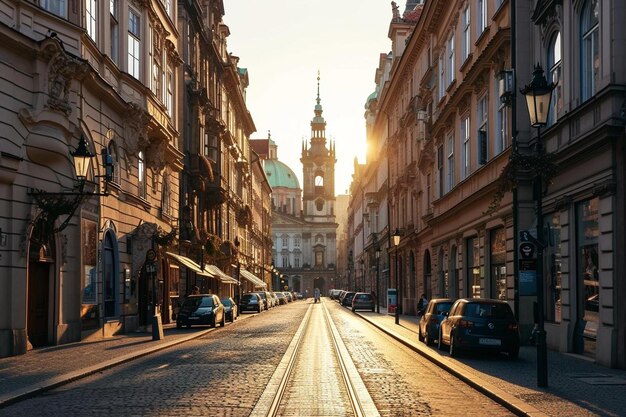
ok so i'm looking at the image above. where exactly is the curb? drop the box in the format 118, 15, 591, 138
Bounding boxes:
355, 312, 548, 417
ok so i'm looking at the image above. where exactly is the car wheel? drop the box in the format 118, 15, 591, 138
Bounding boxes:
220, 314, 226, 327
186, 324, 192, 328
449, 334, 460, 357
425, 328, 433, 346
418, 327, 424, 342
257, 306, 261, 313
508, 346, 519, 359
211, 317, 216, 328
437, 329, 446, 351
371, 306, 375, 312
176, 321, 182, 329
351, 307, 356, 312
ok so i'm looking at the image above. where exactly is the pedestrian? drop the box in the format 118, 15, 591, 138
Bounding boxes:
417, 293, 428, 315
314, 287, 320, 303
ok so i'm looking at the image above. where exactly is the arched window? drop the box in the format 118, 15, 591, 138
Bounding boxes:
108, 141, 120, 184
581, 0, 599, 101
547, 31, 562, 126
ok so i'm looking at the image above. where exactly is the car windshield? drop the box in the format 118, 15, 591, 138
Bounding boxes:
242, 294, 256, 301
465, 302, 514, 319
221, 299, 232, 306
435, 302, 453, 314
184, 297, 213, 308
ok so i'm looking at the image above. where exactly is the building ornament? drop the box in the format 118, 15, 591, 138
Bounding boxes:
43, 45, 90, 116
124, 103, 151, 157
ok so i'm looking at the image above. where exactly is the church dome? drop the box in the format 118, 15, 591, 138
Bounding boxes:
264, 159, 300, 189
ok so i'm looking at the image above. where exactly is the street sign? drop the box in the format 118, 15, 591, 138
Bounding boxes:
145, 249, 157, 262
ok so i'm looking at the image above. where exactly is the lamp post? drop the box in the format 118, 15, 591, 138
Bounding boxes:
234, 238, 241, 317
375, 247, 381, 314
392, 229, 401, 325
521, 64, 555, 388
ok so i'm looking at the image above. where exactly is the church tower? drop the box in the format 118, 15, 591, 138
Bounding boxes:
301, 72, 337, 223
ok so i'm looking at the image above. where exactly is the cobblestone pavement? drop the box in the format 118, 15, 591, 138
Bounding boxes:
356, 306, 626, 417
2, 298, 624, 416
328, 301, 512, 417
0, 304, 306, 416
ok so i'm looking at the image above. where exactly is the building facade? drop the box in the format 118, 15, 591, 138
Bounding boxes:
345, 0, 626, 368
0, 0, 268, 357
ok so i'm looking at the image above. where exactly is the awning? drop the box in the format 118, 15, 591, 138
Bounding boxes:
204, 264, 239, 285
166, 252, 213, 278
239, 269, 267, 288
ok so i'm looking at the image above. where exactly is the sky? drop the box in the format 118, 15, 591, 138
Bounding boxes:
224, 0, 393, 196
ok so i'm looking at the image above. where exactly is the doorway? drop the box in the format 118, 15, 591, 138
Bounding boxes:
27, 262, 51, 347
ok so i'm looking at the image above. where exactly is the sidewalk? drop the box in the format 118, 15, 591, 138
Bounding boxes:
0, 314, 254, 408
356, 307, 626, 417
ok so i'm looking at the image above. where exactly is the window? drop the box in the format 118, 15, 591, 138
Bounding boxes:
496, 82, 508, 154
462, 5, 471, 61
426, 173, 432, 208
294, 237, 301, 248
166, 66, 173, 116
110, 0, 119, 64
467, 237, 481, 298
294, 257, 300, 268
461, 116, 470, 179
161, 175, 170, 215
577, 198, 599, 334
138, 150, 146, 199
477, 0, 488, 35
581, 0, 599, 101
547, 32, 562, 126
447, 32, 455, 85
128, 9, 141, 79
438, 55, 445, 101
547, 212, 562, 323
152, 44, 162, 98
282, 257, 288, 268
41, 0, 67, 18
446, 134, 455, 192
107, 141, 120, 184
86, 0, 97, 42
437, 145, 444, 197
315, 251, 323, 266
82, 219, 98, 303
477, 96, 488, 165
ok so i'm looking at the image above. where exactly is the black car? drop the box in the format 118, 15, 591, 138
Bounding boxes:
438, 298, 520, 358
340, 291, 356, 307
220, 297, 238, 322
418, 298, 454, 346
240, 293, 263, 313
177, 294, 225, 328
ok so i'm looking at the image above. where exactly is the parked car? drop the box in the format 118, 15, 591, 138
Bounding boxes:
276, 292, 287, 305
351, 292, 375, 312
438, 298, 520, 358
329, 289, 342, 300
220, 297, 238, 322
269, 292, 279, 307
239, 293, 264, 313
254, 291, 271, 309
283, 292, 293, 302
340, 291, 356, 307
336, 290, 347, 302
295, 292, 304, 300
418, 298, 454, 346
176, 294, 225, 328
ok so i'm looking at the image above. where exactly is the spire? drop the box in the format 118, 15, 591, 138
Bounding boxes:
316, 70, 321, 106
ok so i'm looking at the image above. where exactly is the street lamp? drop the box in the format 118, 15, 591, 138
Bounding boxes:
375, 247, 381, 314
28, 134, 113, 233
392, 229, 401, 325
521, 64, 555, 388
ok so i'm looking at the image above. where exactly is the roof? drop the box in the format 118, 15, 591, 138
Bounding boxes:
264, 159, 300, 189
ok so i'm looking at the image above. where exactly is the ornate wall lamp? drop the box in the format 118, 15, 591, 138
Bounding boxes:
28, 134, 114, 235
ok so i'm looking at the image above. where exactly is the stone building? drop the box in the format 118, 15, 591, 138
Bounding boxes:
0, 0, 267, 357
345, 0, 626, 368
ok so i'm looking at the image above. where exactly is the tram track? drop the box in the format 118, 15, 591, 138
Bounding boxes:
250, 300, 379, 417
